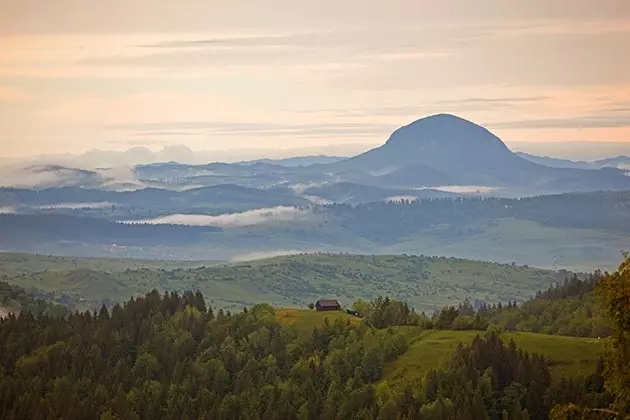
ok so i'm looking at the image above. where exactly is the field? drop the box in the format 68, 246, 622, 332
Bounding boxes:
274, 308, 361, 335
2, 252, 566, 312
382, 330, 605, 383
275, 309, 606, 382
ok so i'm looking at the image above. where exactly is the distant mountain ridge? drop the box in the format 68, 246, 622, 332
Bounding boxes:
331, 114, 630, 192
239, 155, 346, 167
517, 152, 630, 170
3, 114, 630, 197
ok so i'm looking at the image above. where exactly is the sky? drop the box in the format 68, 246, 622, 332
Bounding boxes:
1, 0, 630, 160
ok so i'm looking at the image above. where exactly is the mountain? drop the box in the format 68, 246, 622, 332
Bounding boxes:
240, 155, 346, 167
517, 152, 630, 170
594, 155, 630, 169
333, 114, 630, 192
0, 184, 310, 219
515, 152, 594, 169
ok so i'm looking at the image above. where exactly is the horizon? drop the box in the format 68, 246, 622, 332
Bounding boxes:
3, 111, 630, 165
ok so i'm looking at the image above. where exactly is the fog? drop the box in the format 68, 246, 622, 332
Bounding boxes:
386, 195, 419, 203
230, 250, 305, 262
33, 202, 115, 210
416, 185, 500, 194
124, 206, 312, 228
0, 163, 141, 190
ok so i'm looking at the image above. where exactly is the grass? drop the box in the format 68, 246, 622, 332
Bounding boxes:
273, 310, 606, 382
381, 329, 606, 385
275, 308, 361, 335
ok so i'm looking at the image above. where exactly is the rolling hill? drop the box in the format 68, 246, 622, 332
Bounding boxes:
275, 309, 605, 381
2, 252, 566, 312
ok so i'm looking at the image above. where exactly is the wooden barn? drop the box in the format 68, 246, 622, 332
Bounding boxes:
315, 299, 341, 311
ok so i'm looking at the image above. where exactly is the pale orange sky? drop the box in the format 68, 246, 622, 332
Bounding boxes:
1, 0, 629, 159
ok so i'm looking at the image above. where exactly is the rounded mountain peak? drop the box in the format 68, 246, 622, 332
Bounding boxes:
384, 113, 511, 156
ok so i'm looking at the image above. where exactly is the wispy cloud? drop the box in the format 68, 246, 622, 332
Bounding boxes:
32, 202, 115, 210
488, 114, 630, 129
230, 249, 304, 262
0, 85, 28, 103
124, 206, 313, 228
294, 97, 551, 118
106, 121, 395, 139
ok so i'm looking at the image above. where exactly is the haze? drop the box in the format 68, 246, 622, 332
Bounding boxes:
1, 0, 629, 160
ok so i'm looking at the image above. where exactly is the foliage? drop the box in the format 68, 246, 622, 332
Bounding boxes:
550, 255, 630, 419
429, 272, 610, 338
0, 287, 613, 420
597, 254, 630, 415
0, 281, 69, 318
356, 296, 420, 329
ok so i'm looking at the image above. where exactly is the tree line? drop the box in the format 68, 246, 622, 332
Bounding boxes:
0, 257, 628, 419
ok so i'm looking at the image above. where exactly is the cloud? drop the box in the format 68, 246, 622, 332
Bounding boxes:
302, 195, 331, 205
0, 163, 141, 189
297, 97, 551, 118
0, 86, 28, 103
137, 33, 329, 49
230, 249, 304, 262
288, 182, 328, 195
106, 121, 394, 139
32, 202, 115, 210
415, 185, 500, 194
385, 195, 419, 203
488, 115, 630, 129
124, 206, 312, 228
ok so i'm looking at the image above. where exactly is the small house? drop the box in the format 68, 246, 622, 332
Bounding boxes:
315, 299, 341, 311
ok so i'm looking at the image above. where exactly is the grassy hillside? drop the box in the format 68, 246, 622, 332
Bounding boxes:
274, 308, 361, 334
275, 309, 606, 382
382, 330, 605, 383
4, 253, 565, 312
0, 252, 216, 279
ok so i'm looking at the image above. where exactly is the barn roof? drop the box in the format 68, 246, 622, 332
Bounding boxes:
316, 299, 340, 307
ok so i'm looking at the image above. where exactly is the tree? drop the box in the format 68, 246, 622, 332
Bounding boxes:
597, 254, 630, 415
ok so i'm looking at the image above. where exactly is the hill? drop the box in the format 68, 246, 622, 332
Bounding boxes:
381, 329, 605, 384
301, 182, 457, 204
0, 252, 215, 279
3, 190, 630, 269
0, 280, 69, 318
0, 184, 309, 219
3, 253, 565, 312
274, 309, 605, 380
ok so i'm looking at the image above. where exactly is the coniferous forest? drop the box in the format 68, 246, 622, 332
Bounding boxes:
0, 256, 628, 419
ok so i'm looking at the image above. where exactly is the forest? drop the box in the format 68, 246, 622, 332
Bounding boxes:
423, 272, 610, 338
0, 256, 628, 419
